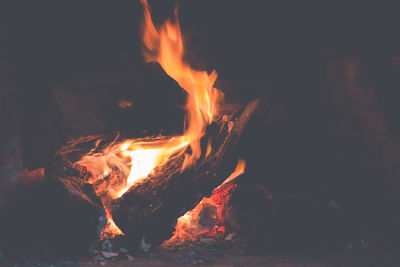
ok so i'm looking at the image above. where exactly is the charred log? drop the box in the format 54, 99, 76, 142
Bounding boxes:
0, 163, 104, 258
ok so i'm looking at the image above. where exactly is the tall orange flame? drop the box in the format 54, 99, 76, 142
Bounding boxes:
140, 0, 222, 167
78, 0, 223, 201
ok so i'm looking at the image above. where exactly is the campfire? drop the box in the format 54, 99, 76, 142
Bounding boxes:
1, 0, 260, 258
68, 0, 258, 247
2, 1, 400, 266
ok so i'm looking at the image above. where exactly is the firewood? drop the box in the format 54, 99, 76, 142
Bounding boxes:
108, 99, 260, 248
0, 161, 104, 258
26, 99, 259, 255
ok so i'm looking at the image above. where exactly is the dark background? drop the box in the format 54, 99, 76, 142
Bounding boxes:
2, 1, 400, 168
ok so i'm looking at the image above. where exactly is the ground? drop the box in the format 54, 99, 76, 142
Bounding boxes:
77, 248, 400, 267
2, 242, 400, 266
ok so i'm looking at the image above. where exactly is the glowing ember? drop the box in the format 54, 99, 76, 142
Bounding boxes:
100, 210, 124, 240
117, 99, 133, 109
165, 159, 246, 243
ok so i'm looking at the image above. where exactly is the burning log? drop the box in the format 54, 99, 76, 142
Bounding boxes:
108, 99, 260, 248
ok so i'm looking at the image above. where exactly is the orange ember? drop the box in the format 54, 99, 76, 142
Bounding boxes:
100, 209, 124, 240
117, 99, 133, 109
166, 159, 246, 242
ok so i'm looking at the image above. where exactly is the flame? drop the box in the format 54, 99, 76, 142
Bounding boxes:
140, 0, 222, 166
218, 158, 246, 187
78, 0, 223, 201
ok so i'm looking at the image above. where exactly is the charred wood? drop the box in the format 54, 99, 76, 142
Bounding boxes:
0, 164, 104, 258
